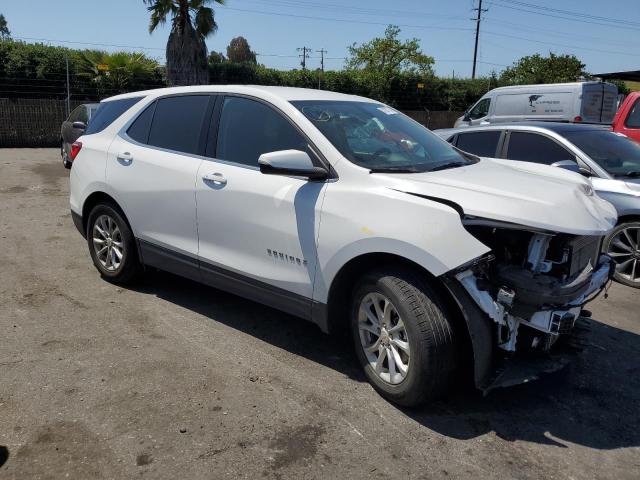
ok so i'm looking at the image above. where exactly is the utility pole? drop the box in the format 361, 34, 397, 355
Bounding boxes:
65, 54, 71, 118
297, 46, 310, 70
471, 0, 487, 80
317, 49, 326, 89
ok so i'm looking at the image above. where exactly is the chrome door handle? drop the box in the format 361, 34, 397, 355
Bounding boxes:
202, 172, 227, 185
117, 151, 133, 163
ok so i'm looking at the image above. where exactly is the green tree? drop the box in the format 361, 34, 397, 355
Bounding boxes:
226, 36, 257, 64
0, 13, 10, 40
208, 50, 226, 64
500, 53, 587, 85
76, 50, 162, 96
345, 25, 434, 101
143, 0, 224, 86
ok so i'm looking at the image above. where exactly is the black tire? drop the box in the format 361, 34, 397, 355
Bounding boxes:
603, 221, 640, 289
86, 203, 141, 285
61, 141, 71, 169
350, 267, 458, 407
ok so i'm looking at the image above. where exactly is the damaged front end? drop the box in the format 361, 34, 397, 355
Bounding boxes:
444, 217, 615, 392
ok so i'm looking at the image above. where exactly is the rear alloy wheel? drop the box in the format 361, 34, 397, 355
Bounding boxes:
87, 203, 141, 284
605, 222, 640, 288
351, 268, 458, 406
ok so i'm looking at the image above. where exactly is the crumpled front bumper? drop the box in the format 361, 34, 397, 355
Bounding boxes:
442, 255, 614, 392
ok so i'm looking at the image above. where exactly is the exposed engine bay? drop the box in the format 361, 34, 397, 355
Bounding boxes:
455, 218, 614, 354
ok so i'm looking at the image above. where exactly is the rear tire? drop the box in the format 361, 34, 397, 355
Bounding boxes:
350, 267, 458, 407
604, 221, 640, 289
86, 203, 141, 285
61, 141, 71, 169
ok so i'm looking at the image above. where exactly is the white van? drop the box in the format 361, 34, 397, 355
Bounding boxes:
454, 81, 618, 128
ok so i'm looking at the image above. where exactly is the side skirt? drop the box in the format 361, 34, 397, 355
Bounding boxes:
138, 240, 327, 329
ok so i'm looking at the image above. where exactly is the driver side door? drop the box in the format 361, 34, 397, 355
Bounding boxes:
195, 95, 328, 319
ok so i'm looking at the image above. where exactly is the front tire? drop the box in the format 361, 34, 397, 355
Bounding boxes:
604, 221, 640, 288
351, 268, 458, 407
87, 203, 141, 284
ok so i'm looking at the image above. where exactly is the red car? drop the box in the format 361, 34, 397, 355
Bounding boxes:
612, 91, 640, 143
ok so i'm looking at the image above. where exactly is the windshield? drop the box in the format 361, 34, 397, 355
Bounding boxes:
291, 100, 474, 172
564, 130, 640, 177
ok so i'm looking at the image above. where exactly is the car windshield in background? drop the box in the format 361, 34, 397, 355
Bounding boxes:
565, 130, 640, 177
84, 97, 143, 135
291, 100, 474, 172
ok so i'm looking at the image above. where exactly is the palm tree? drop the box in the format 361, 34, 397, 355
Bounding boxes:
143, 0, 224, 86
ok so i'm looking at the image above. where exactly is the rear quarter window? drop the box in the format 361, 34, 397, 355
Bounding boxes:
84, 97, 143, 135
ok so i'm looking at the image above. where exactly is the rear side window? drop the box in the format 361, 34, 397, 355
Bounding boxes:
506, 132, 573, 165
455, 131, 501, 157
127, 102, 156, 144
216, 96, 309, 167
84, 97, 142, 135
626, 98, 640, 128
147, 95, 210, 155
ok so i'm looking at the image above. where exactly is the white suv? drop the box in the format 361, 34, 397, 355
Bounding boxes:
70, 86, 617, 406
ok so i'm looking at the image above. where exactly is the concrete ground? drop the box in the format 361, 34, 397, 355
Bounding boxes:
0, 148, 638, 480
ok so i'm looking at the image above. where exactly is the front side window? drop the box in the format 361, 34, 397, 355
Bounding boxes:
147, 95, 210, 155
564, 129, 640, 177
468, 98, 490, 120
84, 97, 143, 135
292, 100, 473, 172
456, 131, 502, 157
216, 96, 310, 167
625, 98, 640, 129
506, 132, 573, 165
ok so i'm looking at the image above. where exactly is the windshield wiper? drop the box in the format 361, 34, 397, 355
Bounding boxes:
369, 167, 419, 174
428, 161, 469, 172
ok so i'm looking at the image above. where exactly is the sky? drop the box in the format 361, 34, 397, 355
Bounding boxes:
2, 0, 639, 78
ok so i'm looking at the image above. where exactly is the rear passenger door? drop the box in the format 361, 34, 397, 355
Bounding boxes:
195, 95, 327, 318
106, 94, 215, 264
503, 131, 576, 165
454, 130, 503, 158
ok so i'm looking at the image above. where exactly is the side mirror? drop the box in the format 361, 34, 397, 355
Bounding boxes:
552, 159, 592, 177
463, 112, 471, 122
72, 121, 86, 130
258, 150, 328, 180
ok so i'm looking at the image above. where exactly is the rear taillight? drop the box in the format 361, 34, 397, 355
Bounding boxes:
69, 141, 82, 161
574, 115, 582, 122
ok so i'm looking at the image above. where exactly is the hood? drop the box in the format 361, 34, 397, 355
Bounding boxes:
377, 158, 617, 236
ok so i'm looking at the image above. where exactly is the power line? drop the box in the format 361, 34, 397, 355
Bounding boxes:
489, 0, 640, 31
495, 0, 640, 28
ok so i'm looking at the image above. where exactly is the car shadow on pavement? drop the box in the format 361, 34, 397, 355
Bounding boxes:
408, 318, 640, 450
133, 270, 365, 380
132, 271, 640, 450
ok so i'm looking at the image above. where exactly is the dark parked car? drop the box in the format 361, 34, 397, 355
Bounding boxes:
61, 103, 99, 168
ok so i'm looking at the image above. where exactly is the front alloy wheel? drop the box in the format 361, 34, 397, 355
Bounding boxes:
351, 268, 458, 406
358, 293, 410, 385
605, 222, 640, 288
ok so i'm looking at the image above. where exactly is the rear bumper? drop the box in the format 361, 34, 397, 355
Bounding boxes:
71, 210, 85, 238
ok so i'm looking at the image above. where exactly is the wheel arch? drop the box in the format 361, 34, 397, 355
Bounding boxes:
324, 252, 475, 374
81, 191, 132, 236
